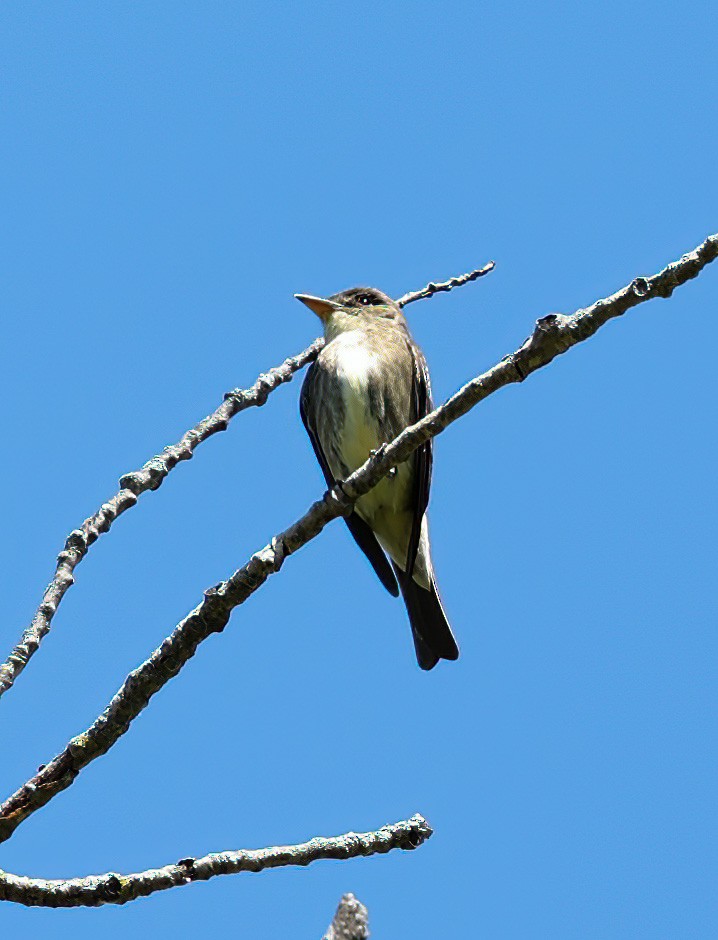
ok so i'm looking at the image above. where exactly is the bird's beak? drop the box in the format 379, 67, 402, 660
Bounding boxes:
294, 293, 342, 321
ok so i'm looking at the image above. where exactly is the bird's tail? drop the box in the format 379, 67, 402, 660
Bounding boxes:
392, 563, 459, 670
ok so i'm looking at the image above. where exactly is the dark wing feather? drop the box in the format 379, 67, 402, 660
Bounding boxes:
300, 365, 335, 488
343, 514, 400, 597
300, 364, 399, 597
405, 340, 433, 578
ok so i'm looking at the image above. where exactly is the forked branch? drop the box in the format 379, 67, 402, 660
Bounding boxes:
0, 236, 715, 911
0, 263, 493, 702
1, 235, 714, 850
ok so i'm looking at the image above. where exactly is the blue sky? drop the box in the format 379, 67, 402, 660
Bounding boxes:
1, 2, 716, 936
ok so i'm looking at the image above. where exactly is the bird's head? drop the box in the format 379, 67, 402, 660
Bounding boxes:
295, 287, 402, 338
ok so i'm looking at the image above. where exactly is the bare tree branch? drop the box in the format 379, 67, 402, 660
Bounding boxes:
0, 814, 429, 908
0, 235, 714, 845
323, 893, 370, 939
0, 261, 495, 704
0, 341, 323, 702
396, 259, 496, 306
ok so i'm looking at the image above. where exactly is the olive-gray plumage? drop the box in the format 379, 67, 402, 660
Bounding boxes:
297, 286, 459, 669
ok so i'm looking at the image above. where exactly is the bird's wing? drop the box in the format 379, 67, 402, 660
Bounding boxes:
405, 340, 433, 578
342, 513, 400, 597
300, 364, 399, 597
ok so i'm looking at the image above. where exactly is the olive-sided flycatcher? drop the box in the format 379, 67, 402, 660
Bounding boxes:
296, 286, 459, 669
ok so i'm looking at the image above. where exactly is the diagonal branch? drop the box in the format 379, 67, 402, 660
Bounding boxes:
0, 814, 430, 908
0, 340, 323, 703
0, 235, 714, 844
0, 261, 494, 703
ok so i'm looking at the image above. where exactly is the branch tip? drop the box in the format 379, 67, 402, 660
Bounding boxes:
396, 259, 495, 307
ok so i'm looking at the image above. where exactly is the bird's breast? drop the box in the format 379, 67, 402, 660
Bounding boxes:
332, 334, 382, 472
315, 329, 413, 523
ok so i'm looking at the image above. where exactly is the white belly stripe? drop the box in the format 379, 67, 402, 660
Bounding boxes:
335, 335, 382, 472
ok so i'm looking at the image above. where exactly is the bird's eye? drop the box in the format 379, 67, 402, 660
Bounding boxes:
357, 293, 373, 305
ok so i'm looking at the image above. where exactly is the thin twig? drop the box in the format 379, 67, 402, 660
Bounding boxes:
396, 260, 495, 307
1, 234, 713, 846
0, 814, 430, 908
323, 893, 370, 940
0, 261, 494, 703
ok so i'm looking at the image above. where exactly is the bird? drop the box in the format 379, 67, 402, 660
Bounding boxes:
296, 286, 459, 670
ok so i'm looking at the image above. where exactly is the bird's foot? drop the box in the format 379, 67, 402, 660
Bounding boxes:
328, 480, 353, 516
370, 443, 396, 477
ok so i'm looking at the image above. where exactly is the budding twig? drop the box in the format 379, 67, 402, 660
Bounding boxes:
396, 259, 496, 307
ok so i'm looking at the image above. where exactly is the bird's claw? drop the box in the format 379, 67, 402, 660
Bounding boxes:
370, 444, 397, 478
